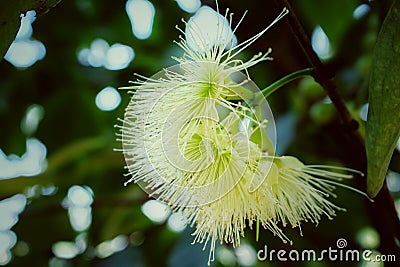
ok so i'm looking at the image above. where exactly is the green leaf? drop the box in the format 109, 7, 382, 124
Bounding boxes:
366, 0, 400, 198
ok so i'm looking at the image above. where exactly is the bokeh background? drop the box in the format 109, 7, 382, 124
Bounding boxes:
1, 0, 399, 266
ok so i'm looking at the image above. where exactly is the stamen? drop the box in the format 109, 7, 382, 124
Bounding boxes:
223, 8, 288, 61
305, 165, 365, 176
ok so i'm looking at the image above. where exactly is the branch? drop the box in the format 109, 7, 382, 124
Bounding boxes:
275, 0, 362, 141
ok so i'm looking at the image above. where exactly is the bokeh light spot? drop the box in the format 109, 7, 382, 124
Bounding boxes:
0, 139, 47, 179
64, 186, 93, 232
129, 232, 144, 246
77, 48, 91, 66
21, 104, 44, 135
13, 241, 30, 257
78, 40, 134, 70
52, 242, 79, 259
395, 199, 400, 219
126, 0, 155, 40
104, 43, 135, 70
141, 200, 170, 224
0, 250, 12, 266
185, 6, 237, 53
0, 194, 27, 231
95, 235, 129, 259
67, 186, 93, 207
68, 207, 92, 232
110, 235, 129, 252
360, 103, 369, 122
4, 40, 46, 69
167, 212, 187, 232
234, 243, 257, 267
16, 11, 36, 40
360, 250, 385, 267
0, 214, 16, 232
74, 233, 88, 253
41, 185, 58, 196
0, 230, 17, 266
176, 0, 201, 13
4, 10, 45, 69
88, 39, 109, 67
386, 171, 400, 193
311, 26, 332, 60
0, 231, 17, 252
353, 4, 371, 20
356, 227, 380, 249
95, 87, 121, 111
216, 246, 236, 266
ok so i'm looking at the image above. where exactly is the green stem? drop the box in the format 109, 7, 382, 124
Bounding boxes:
260, 67, 313, 98
227, 68, 313, 103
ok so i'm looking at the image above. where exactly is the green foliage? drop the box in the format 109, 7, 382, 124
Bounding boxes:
293, 0, 358, 50
0, 0, 399, 266
0, 3, 20, 59
366, 0, 400, 197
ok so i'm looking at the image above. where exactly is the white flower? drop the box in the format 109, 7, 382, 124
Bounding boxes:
182, 154, 363, 265
119, 5, 288, 206
117, 3, 366, 266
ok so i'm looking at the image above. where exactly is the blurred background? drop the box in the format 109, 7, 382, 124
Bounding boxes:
1, 0, 399, 266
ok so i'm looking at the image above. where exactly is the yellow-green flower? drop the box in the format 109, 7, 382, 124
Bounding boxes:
181, 153, 362, 265
120, 5, 287, 205
118, 4, 364, 266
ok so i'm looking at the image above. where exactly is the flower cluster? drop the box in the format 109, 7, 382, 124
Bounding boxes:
118, 4, 363, 266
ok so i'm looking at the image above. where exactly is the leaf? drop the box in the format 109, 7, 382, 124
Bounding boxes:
366, 0, 400, 198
